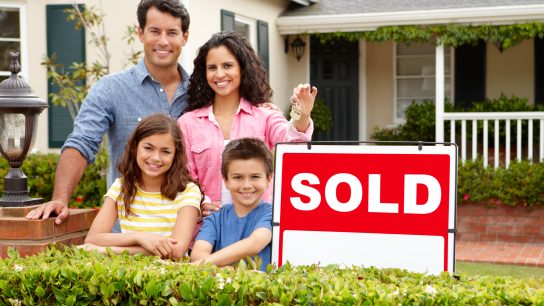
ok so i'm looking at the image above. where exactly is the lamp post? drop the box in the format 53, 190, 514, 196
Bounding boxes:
0, 51, 48, 207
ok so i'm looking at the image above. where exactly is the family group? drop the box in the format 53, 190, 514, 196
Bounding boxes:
25, 0, 318, 271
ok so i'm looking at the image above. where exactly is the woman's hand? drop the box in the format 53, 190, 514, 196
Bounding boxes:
137, 234, 178, 258
291, 83, 318, 118
201, 201, 222, 217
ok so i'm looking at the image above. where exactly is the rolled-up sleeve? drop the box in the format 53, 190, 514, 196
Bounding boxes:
265, 109, 313, 146
62, 78, 114, 164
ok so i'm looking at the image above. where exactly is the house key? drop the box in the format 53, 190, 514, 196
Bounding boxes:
289, 100, 302, 126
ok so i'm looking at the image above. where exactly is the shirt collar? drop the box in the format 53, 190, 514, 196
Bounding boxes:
135, 59, 188, 86
192, 97, 255, 118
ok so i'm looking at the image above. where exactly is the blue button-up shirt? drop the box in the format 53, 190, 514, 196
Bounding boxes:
63, 59, 189, 186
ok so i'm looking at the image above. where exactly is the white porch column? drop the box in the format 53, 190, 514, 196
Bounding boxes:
435, 44, 445, 142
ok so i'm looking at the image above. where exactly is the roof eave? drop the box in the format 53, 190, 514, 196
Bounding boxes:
277, 4, 544, 34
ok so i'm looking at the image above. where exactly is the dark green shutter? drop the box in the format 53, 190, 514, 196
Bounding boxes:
257, 20, 269, 79
221, 9, 235, 31
535, 38, 544, 105
46, 5, 86, 148
454, 41, 486, 109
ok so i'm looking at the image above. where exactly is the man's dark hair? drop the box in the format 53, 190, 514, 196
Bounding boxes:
221, 138, 273, 179
137, 0, 190, 33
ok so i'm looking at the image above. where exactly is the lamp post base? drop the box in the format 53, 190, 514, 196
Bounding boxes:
0, 195, 43, 207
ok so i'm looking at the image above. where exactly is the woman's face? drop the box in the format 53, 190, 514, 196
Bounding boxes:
205, 45, 241, 100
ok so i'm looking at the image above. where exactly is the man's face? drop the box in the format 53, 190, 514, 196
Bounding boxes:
138, 6, 188, 72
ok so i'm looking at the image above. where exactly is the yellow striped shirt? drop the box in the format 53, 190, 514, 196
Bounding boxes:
105, 178, 201, 236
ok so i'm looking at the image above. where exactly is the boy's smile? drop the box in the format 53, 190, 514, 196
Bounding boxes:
224, 158, 271, 216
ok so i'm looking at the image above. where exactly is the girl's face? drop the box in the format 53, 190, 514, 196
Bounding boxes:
136, 132, 176, 183
205, 45, 241, 100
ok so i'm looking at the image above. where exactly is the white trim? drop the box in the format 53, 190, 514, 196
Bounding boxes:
435, 44, 445, 143
277, 4, 544, 34
0, 3, 27, 81
358, 40, 366, 140
235, 14, 257, 48
290, 0, 310, 6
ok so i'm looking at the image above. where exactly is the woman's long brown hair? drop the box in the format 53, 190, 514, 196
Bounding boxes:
116, 113, 202, 216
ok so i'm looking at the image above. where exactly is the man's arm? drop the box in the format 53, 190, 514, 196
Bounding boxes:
192, 228, 272, 267
25, 148, 87, 224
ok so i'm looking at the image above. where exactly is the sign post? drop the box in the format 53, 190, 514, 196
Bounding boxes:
271, 143, 457, 274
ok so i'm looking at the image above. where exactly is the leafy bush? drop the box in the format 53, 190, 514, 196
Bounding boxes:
371, 95, 542, 142
286, 97, 333, 133
458, 160, 544, 207
371, 100, 455, 142
310, 97, 333, 132
1, 246, 543, 305
0, 148, 107, 208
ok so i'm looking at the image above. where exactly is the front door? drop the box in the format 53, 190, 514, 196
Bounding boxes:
310, 37, 359, 141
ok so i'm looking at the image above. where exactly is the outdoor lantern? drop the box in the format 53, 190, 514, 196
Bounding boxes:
0, 51, 48, 207
290, 35, 306, 62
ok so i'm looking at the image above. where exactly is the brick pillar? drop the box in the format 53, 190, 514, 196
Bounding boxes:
0, 205, 97, 258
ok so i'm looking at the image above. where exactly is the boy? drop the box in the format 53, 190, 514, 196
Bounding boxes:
190, 137, 273, 271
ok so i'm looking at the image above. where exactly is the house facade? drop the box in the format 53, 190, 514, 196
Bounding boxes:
278, 0, 544, 142
3, 0, 544, 154
1, 0, 299, 153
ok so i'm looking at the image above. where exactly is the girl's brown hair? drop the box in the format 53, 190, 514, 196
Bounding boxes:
116, 113, 201, 216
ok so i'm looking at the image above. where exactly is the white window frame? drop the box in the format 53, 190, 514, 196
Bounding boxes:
393, 42, 454, 124
234, 14, 257, 49
0, 3, 27, 81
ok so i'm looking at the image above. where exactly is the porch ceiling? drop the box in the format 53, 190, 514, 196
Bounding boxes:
278, 0, 544, 34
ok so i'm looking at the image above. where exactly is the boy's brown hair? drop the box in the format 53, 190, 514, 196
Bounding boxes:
221, 137, 273, 179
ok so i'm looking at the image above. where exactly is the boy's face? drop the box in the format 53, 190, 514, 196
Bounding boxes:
224, 158, 271, 214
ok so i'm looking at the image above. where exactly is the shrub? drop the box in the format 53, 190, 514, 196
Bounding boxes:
1, 246, 543, 305
371, 100, 455, 142
458, 160, 544, 207
371, 95, 542, 142
0, 149, 107, 208
286, 97, 333, 133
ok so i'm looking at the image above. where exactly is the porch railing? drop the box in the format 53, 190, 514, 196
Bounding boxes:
442, 112, 544, 168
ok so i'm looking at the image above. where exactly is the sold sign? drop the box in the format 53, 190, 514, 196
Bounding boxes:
271, 143, 457, 275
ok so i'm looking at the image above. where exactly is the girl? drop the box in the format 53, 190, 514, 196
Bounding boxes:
178, 31, 317, 215
82, 113, 202, 259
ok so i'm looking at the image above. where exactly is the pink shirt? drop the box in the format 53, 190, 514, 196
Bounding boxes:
178, 98, 313, 203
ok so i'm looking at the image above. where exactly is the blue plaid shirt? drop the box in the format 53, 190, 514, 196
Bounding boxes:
62, 59, 189, 187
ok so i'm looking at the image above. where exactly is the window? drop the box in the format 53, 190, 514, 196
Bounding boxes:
234, 15, 256, 48
394, 43, 453, 122
221, 9, 268, 77
0, 4, 26, 82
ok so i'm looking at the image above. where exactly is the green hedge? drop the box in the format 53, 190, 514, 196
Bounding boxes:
371, 95, 544, 143
458, 160, 544, 207
0, 149, 107, 208
1, 246, 543, 305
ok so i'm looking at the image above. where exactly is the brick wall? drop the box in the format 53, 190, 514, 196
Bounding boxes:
456, 202, 544, 243
0, 206, 97, 258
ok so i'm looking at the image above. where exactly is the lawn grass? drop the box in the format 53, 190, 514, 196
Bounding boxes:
456, 261, 544, 278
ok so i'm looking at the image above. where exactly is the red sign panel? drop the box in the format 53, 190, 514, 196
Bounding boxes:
271, 144, 457, 274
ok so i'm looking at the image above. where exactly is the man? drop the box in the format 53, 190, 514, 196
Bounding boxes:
27, 0, 190, 224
